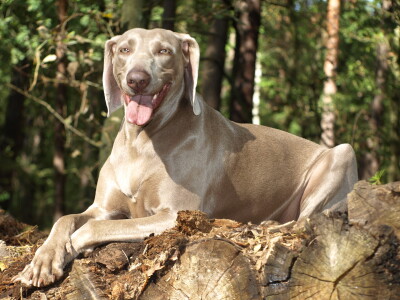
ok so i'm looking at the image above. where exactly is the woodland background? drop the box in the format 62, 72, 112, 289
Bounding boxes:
0, 0, 399, 228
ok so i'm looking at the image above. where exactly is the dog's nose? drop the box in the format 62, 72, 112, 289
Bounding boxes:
126, 70, 150, 93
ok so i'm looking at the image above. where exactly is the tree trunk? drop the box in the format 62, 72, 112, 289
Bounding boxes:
360, 0, 391, 180
252, 60, 262, 124
360, 41, 388, 179
284, 0, 300, 131
201, 13, 229, 111
162, 0, 176, 31
53, 0, 68, 222
320, 0, 340, 148
229, 0, 261, 123
121, 0, 144, 30
0, 65, 27, 212
121, 0, 156, 30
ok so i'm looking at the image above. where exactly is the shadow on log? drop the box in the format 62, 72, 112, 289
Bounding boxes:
1, 181, 399, 299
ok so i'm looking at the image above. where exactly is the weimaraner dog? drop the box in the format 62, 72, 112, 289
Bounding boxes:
14, 28, 358, 287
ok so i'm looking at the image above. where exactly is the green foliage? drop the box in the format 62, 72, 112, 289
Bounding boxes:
369, 169, 386, 185
0, 192, 10, 203
257, 0, 399, 182
258, 0, 326, 141
336, 0, 399, 181
0, 0, 122, 227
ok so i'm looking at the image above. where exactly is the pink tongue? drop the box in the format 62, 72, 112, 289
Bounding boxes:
126, 95, 154, 126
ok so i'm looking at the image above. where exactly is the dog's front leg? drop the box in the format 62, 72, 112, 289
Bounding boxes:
12, 208, 99, 287
70, 209, 177, 253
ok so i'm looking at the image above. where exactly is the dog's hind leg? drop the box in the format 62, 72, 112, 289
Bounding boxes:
298, 144, 358, 219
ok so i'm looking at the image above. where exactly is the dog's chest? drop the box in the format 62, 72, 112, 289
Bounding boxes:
111, 148, 161, 202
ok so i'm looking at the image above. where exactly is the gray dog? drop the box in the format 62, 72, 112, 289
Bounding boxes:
13, 28, 357, 287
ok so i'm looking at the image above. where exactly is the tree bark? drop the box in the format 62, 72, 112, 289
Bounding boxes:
121, 0, 144, 30
320, 0, 340, 148
360, 42, 388, 179
230, 0, 261, 123
360, 0, 391, 180
121, 0, 156, 30
0, 65, 27, 212
201, 10, 230, 110
162, 0, 176, 31
53, 0, 68, 222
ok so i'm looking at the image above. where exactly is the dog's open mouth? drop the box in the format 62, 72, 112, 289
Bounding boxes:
124, 83, 171, 126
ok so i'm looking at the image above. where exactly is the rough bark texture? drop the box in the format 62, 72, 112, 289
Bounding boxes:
1, 181, 399, 299
320, 0, 340, 148
348, 180, 400, 233
162, 0, 176, 31
230, 0, 261, 123
201, 14, 229, 110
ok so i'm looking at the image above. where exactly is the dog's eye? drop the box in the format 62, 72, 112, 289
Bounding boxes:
119, 48, 130, 54
159, 49, 172, 55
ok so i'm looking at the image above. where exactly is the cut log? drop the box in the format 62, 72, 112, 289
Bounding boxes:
348, 180, 400, 236
141, 239, 260, 299
2, 181, 399, 300
64, 260, 108, 300
289, 215, 395, 300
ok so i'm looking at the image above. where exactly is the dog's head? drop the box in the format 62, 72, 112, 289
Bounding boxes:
103, 28, 200, 126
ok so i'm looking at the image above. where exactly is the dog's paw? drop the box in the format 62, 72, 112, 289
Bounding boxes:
12, 264, 35, 287
12, 245, 66, 287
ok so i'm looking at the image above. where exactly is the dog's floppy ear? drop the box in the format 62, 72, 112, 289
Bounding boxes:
177, 33, 201, 115
103, 35, 122, 117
